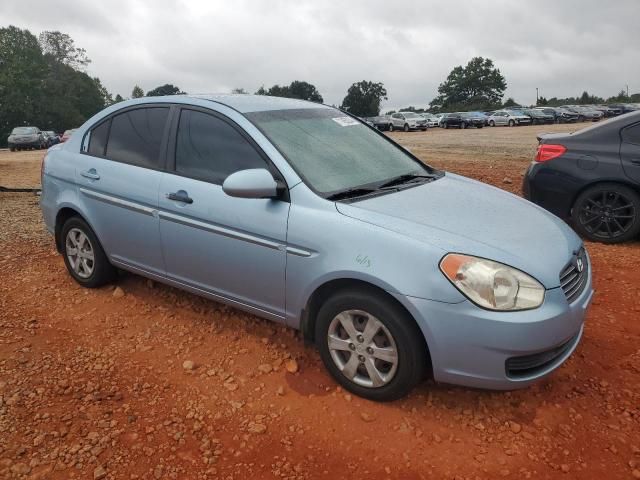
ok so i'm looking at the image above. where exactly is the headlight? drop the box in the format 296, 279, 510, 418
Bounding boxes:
440, 254, 545, 311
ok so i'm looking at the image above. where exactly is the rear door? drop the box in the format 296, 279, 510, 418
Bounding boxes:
77, 106, 171, 276
158, 107, 290, 319
620, 122, 640, 184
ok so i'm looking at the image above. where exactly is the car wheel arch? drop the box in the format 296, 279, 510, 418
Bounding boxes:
569, 179, 640, 216
54, 207, 104, 255
299, 279, 432, 367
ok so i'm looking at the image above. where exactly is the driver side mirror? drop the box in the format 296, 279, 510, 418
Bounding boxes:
222, 168, 280, 199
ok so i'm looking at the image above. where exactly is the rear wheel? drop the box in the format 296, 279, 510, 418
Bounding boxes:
9, 147, 15, 152
571, 183, 640, 243
61, 217, 117, 287
388, 123, 393, 132
443, 122, 449, 129
315, 289, 427, 401
461, 122, 467, 129
489, 120, 495, 127
403, 123, 409, 132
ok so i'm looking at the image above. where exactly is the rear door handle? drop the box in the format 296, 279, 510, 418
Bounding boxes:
166, 191, 193, 204
630, 158, 640, 166
80, 169, 100, 180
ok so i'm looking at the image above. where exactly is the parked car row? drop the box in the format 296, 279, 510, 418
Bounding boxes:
363, 103, 640, 133
6, 126, 76, 151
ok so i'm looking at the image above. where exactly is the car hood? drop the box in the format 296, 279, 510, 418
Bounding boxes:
335, 173, 581, 289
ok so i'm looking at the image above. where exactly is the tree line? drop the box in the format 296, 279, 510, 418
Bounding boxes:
2, 25, 637, 147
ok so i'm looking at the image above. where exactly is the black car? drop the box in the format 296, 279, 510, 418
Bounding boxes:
439, 113, 463, 129
521, 109, 555, 125
458, 112, 485, 129
364, 116, 392, 131
523, 111, 640, 243
533, 107, 579, 124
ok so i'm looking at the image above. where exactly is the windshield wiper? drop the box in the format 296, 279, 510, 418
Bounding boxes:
325, 187, 379, 201
377, 173, 435, 189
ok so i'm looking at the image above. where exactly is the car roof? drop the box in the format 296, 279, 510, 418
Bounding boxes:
119, 94, 332, 114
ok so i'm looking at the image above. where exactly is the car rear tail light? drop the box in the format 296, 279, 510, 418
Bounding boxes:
535, 144, 566, 162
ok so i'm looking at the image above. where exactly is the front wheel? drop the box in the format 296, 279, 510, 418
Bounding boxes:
388, 123, 394, 132
489, 120, 495, 127
443, 123, 449, 129
10, 147, 15, 152
508, 119, 515, 127
461, 122, 467, 129
61, 217, 117, 287
571, 183, 640, 243
315, 289, 427, 401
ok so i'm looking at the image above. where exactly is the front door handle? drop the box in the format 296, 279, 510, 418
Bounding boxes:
166, 190, 193, 204
81, 169, 100, 180
630, 158, 640, 166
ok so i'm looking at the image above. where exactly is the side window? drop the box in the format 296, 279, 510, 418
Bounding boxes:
105, 107, 169, 169
622, 123, 640, 145
175, 109, 267, 185
88, 120, 110, 157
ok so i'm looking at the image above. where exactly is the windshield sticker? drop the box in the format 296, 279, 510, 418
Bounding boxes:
332, 116, 360, 127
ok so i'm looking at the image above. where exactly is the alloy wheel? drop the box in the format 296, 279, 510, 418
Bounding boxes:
579, 190, 636, 240
65, 227, 95, 279
327, 309, 398, 388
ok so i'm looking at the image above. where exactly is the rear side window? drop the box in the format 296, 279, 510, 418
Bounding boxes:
175, 109, 266, 184
622, 123, 640, 145
105, 107, 169, 169
88, 120, 110, 157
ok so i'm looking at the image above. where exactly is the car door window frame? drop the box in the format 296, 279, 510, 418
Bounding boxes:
166, 106, 289, 200
80, 103, 176, 173
621, 122, 640, 146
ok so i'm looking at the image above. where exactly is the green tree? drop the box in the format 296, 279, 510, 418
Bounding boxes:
0, 26, 47, 146
131, 85, 144, 98
536, 96, 548, 106
255, 81, 323, 103
0, 26, 107, 146
93, 77, 113, 106
114, 94, 124, 103
146, 84, 184, 96
502, 97, 519, 108
430, 57, 506, 112
631, 93, 640, 103
231, 87, 247, 94
606, 90, 629, 103
578, 91, 604, 105
38, 31, 90, 69
340, 81, 387, 116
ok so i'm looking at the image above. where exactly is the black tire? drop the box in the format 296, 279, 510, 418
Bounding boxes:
477, 125, 483, 129
508, 119, 515, 127
388, 123, 393, 132
403, 123, 409, 132
315, 288, 427, 401
461, 122, 467, 129
443, 122, 449, 129
9, 147, 15, 152
489, 120, 495, 127
60, 216, 117, 287
571, 183, 640, 244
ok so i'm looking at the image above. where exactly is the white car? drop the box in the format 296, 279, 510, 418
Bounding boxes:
420, 114, 440, 127
389, 112, 427, 132
487, 110, 531, 127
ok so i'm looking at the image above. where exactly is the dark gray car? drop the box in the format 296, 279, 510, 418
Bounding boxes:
8, 126, 46, 151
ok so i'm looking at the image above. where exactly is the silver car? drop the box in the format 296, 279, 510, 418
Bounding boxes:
40, 95, 592, 401
389, 111, 428, 131
8, 126, 46, 151
487, 110, 532, 127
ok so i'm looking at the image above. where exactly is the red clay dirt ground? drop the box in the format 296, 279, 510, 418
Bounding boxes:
0, 124, 639, 480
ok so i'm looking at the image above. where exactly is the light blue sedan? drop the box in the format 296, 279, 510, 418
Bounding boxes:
40, 95, 593, 401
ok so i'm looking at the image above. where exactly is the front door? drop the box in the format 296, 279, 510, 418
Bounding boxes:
158, 107, 289, 319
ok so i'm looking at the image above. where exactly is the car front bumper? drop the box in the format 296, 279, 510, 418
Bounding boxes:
394, 268, 593, 390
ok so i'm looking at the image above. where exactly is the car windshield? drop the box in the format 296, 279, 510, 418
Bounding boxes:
509, 110, 526, 115
401, 112, 419, 118
246, 108, 433, 195
12, 127, 36, 135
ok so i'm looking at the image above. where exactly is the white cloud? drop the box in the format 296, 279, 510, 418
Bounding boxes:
2, 0, 638, 108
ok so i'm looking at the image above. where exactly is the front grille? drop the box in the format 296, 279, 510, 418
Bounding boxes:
560, 247, 588, 303
506, 332, 578, 378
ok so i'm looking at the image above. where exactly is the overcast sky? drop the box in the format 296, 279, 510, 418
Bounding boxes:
2, 0, 638, 110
